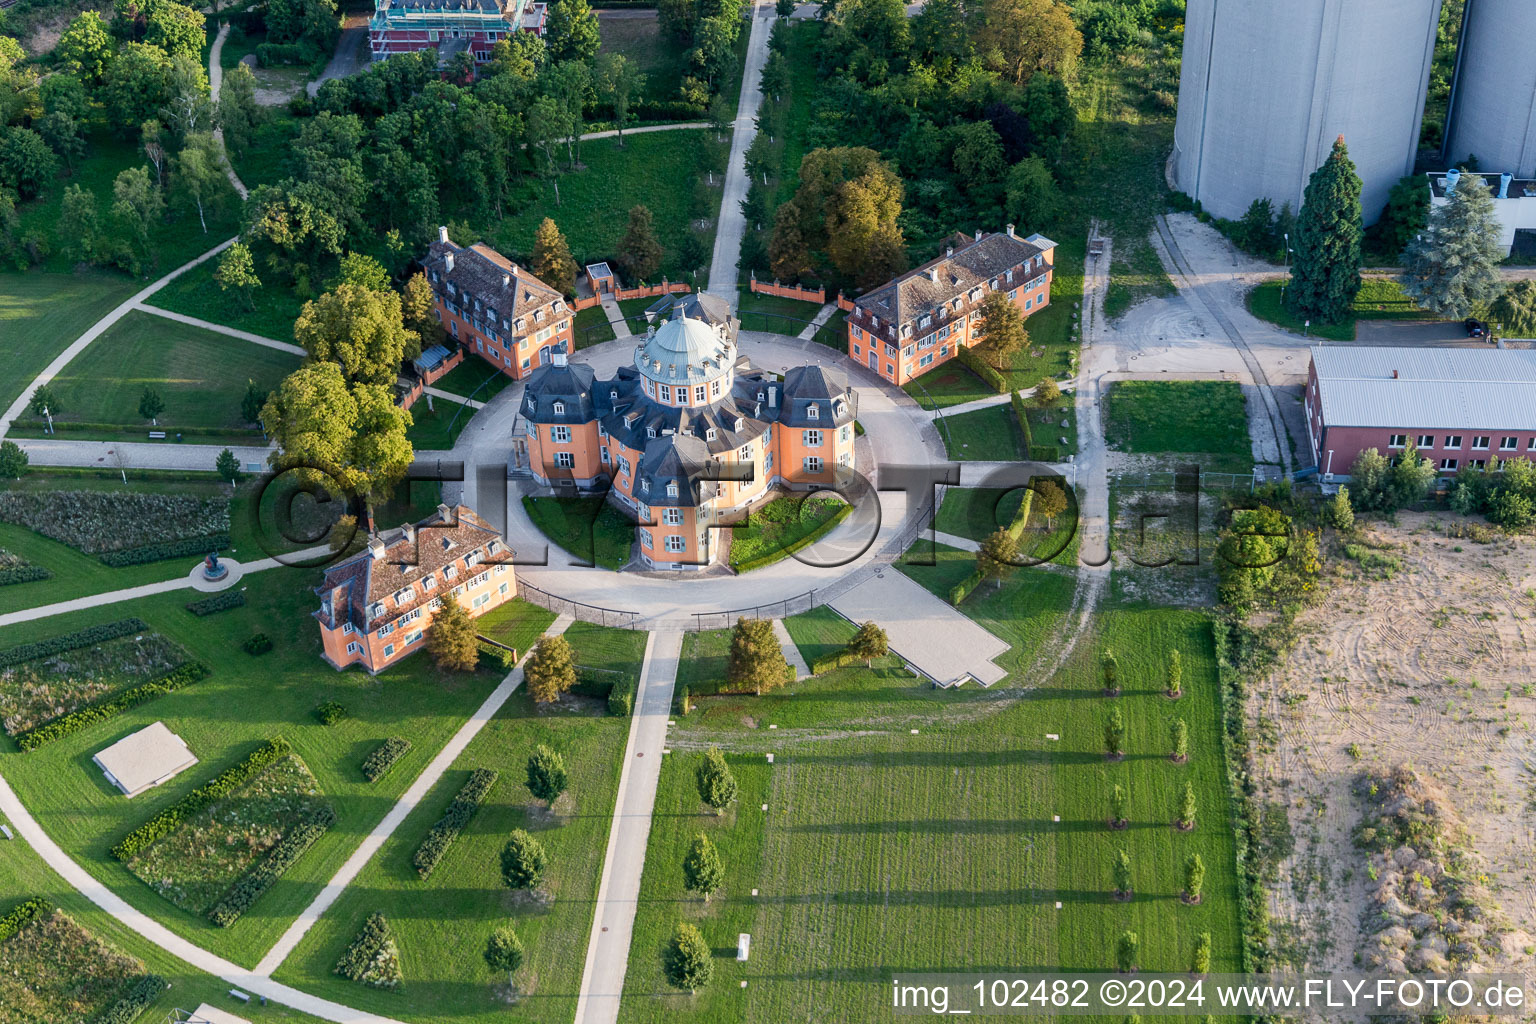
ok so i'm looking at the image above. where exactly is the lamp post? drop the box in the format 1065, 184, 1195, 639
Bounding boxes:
1281, 232, 1291, 304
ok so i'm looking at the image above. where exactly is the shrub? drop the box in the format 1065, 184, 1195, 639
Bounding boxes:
1010, 390, 1035, 451
242, 633, 273, 655
0, 565, 50, 586
15, 663, 210, 751
949, 568, 985, 606
526, 744, 567, 804
607, 675, 636, 716
1029, 444, 1060, 461
362, 737, 412, 782
103, 533, 233, 568
335, 913, 403, 989
0, 618, 149, 668
313, 700, 346, 725
412, 768, 498, 878
0, 491, 228, 554
92, 973, 166, 1024
0, 897, 50, 942
185, 590, 246, 616
111, 738, 292, 860
475, 639, 517, 672
731, 503, 852, 572
809, 648, 859, 674
206, 809, 335, 926
956, 345, 1007, 393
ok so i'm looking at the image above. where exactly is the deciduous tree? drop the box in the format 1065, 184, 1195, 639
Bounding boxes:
1104, 705, 1124, 759
138, 385, 164, 424
727, 616, 790, 694
426, 596, 480, 671
59, 185, 100, 265
101, 43, 173, 137
216, 242, 261, 309
1111, 847, 1132, 899
0, 129, 58, 201
1034, 479, 1067, 528
546, 0, 600, 62
977, 290, 1027, 370
1491, 280, 1536, 338
978, 527, 1019, 589
596, 53, 644, 146
1322, 485, 1354, 530
0, 440, 30, 479
975, 0, 1081, 85
1108, 783, 1127, 828
1169, 718, 1188, 762
108, 164, 165, 276
525, 634, 578, 703
401, 272, 443, 347
1005, 155, 1063, 229
293, 282, 419, 385
1191, 932, 1211, 975
172, 132, 222, 232
848, 620, 889, 666
1165, 647, 1182, 698
56, 13, 113, 87
483, 926, 525, 990
1184, 853, 1205, 903
218, 62, 262, 156
1175, 781, 1197, 830
1115, 930, 1138, 973
1287, 137, 1362, 325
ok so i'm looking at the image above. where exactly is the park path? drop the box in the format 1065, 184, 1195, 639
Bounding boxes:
135, 303, 305, 355
602, 295, 633, 339
207, 24, 250, 200
254, 615, 574, 976
704, 1, 772, 303
572, 629, 680, 1024
794, 301, 838, 341
772, 617, 809, 678
0, 237, 237, 438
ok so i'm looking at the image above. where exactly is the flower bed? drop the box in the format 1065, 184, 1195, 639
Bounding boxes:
335, 913, 403, 989
14, 662, 209, 751
0, 549, 49, 587
125, 752, 333, 915
0, 490, 229, 554
0, 903, 145, 1024
0, 633, 190, 737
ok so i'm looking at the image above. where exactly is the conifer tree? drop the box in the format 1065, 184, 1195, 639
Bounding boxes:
1184, 853, 1205, 903
1287, 136, 1363, 324
427, 596, 479, 672
682, 833, 725, 902
695, 747, 737, 815
1169, 718, 1188, 762
530, 217, 578, 295
1400, 173, 1503, 319
1111, 847, 1132, 899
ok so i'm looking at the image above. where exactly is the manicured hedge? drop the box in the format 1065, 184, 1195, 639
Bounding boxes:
949, 568, 985, 606
207, 810, 336, 927
0, 565, 50, 586
15, 663, 210, 751
412, 768, 498, 879
607, 675, 636, 716
93, 973, 166, 1024
733, 503, 853, 573
0, 618, 149, 668
101, 533, 231, 568
475, 639, 517, 672
957, 346, 1007, 393
1030, 444, 1060, 462
362, 737, 412, 782
313, 700, 346, 725
112, 738, 292, 860
185, 591, 246, 616
809, 648, 859, 675
0, 897, 50, 942
1010, 390, 1035, 451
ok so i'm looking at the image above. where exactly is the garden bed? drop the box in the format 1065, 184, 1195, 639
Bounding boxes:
0, 633, 190, 738
126, 753, 333, 916
0, 904, 146, 1024
0, 490, 229, 555
727, 494, 849, 571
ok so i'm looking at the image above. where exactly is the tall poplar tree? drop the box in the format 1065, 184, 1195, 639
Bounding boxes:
1286, 136, 1362, 325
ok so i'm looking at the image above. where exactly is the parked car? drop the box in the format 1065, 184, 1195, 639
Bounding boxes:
1465, 318, 1486, 337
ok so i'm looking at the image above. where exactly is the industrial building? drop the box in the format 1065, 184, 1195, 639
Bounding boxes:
368, 0, 546, 64
1172, 0, 1444, 223
1426, 168, 1536, 257
1444, 0, 1536, 178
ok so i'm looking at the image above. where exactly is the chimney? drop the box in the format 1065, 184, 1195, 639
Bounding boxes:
1445, 168, 1461, 194
974, 228, 982, 241
444, 252, 455, 273
401, 522, 415, 545
926, 266, 939, 283
502, 272, 511, 288
768, 384, 778, 408
1392, 369, 1399, 379
437, 502, 455, 525
946, 246, 954, 257
1500, 172, 1513, 199
437, 225, 449, 243
552, 350, 568, 367
1005, 223, 1016, 238
368, 535, 387, 560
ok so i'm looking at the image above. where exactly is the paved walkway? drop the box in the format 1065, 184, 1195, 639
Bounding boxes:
255, 615, 573, 976
306, 15, 368, 98
134, 303, 305, 355
704, 1, 771, 303
829, 571, 1008, 687
572, 629, 678, 1024
207, 25, 250, 200
794, 301, 838, 341
14, 437, 273, 471
772, 617, 809, 678
602, 295, 632, 339
0, 238, 237, 437
931, 529, 980, 553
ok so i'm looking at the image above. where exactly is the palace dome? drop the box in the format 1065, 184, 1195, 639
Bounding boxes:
634, 314, 735, 387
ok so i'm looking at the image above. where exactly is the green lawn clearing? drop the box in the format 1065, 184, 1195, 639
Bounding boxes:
268, 686, 629, 1024
736, 290, 820, 336
1104, 380, 1253, 473
1245, 277, 1434, 342
145, 256, 309, 342
563, 620, 649, 686
726, 494, 849, 571
597, 11, 693, 111
473, 600, 557, 662
939, 403, 1026, 461
405, 394, 476, 451
429, 351, 516, 401
779, 605, 857, 667
574, 304, 618, 348
522, 495, 634, 570
811, 308, 847, 350
10, 310, 296, 442
0, 272, 139, 415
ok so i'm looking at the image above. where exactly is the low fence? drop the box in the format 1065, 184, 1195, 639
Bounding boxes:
518, 580, 641, 629
749, 276, 826, 304
1116, 470, 1260, 493
572, 281, 692, 312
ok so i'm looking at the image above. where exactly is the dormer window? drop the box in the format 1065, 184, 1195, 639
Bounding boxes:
553, 401, 565, 415
534, 308, 545, 323
367, 601, 385, 621
526, 397, 535, 412
640, 479, 651, 492
807, 404, 819, 419
1005, 269, 1013, 283
393, 585, 415, 604
444, 564, 459, 578
734, 417, 744, 432
706, 427, 717, 440
920, 315, 932, 328
647, 426, 656, 438
440, 536, 456, 551
421, 575, 437, 591
667, 482, 679, 498
487, 540, 500, 555
515, 318, 526, 332
902, 324, 912, 338
835, 400, 848, 418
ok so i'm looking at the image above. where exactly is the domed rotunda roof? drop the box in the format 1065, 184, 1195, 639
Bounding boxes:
634, 314, 735, 387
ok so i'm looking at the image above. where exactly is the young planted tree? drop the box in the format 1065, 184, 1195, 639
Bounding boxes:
1165, 647, 1182, 698
530, 217, 578, 296
596, 53, 644, 146
1169, 718, 1188, 763
618, 204, 663, 283
1100, 647, 1119, 695
707, 94, 733, 141
1322, 484, 1355, 530
500, 829, 549, 890
1104, 706, 1125, 760
1183, 853, 1205, 904
526, 744, 568, 805
1174, 781, 1197, 831
1190, 932, 1211, 976
977, 290, 1028, 370
1491, 280, 1536, 339
525, 635, 578, 703
138, 385, 165, 425
848, 620, 889, 666
28, 384, 59, 417
978, 528, 1020, 590
215, 241, 261, 310
483, 926, 525, 990
695, 747, 737, 816
1286, 136, 1362, 325
1111, 847, 1133, 900
215, 448, 240, 486
0, 440, 30, 479
426, 596, 480, 672
1033, 376, 1061, 407
662, 921, 714, 992
1400, 173, 1503, 319
1108, 783, 1128, 829
1033, 479, 1068, 529
681, 833, 724, 902
241, 379, 268, 426
727, 617, 790, 694
1115, 930, 1139, 973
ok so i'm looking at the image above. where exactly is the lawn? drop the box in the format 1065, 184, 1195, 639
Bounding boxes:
1104, 381, 1253, 473
1245, 277, 1434, 342
618, 597, 1242, 1023
0, 568, 513, 969
9, 310, 297, 442
563, 620, 649, 685
811, 308, 847, 350
726, 494, 849, 571
489, 131, 725, 281
939, 403, 1026, 461
0, 272, 139, 416
429, 351, 516, 401
522, 495, 634, 570
473, 599, 557, 661
405, 394, 476, 451
934, 487, 1026, 542
268, 686, 630, 1024
573, 303, 618, 348
596, 12, 691, 111
736, 290, 821, 336
145, 256, 309, 341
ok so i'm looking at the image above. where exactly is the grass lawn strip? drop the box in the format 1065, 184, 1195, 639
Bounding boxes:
127, 752, 332, 916
405, 394, 476, 451
939, 403, 1026, 461
0, 272, 140, 416
1245, 277, 1432, 342
1104, 380, 1254, 474
0, 902, 145, 1023
574, 304, 618, 348
145, 256, 309, 342
474, 599, 558, 660
522, 495, 634, 570
0, 632, 189, 738
429, 351, 516, 401
727, 494, 848, 571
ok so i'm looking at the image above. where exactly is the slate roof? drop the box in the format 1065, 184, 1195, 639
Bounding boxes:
646, 292, 738, 338
634, 315, 736, 386
315, 504, 507, 631
635, 434, 719, 508
854, 230, 1052, 328
781, 365, 856, 427
521, 361, 598, 423
423, 234, 564, 328
1311, 345, 1536, 430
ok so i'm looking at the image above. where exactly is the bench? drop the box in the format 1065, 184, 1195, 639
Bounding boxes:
148, 431, 166, 439
228, 989, 251, 1003
0, 824, 12, 840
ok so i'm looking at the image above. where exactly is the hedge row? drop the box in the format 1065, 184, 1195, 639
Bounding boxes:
1030, 444, 1060, 462
949, 568, 985, 606
733, 503, 853, 573
92, 974, 166, 1024
101, 534, 231, 568
112, 737, 291, 861
207, 809, 336, 927
412, 768, 498, 878
607, 675, 636, 716
186, 591, 246, 616
0, 618, 148, 668
16, 662, 209, 751
0, 565, 50, 586
957, 345, 1007, 393
1010, 390, 1034, 451
809, 648, 860, 675
475, 639, 516, 673
948, 485, 1036, 606
0, 897, 50, 943
362, 737, 412, 782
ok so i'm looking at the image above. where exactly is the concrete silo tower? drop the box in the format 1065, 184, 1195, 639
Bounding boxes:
1172, 0, 1444, 224
1445, 0, 1536, 176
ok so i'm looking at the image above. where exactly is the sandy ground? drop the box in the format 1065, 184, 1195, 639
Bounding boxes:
1252, 512, 1536, 978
